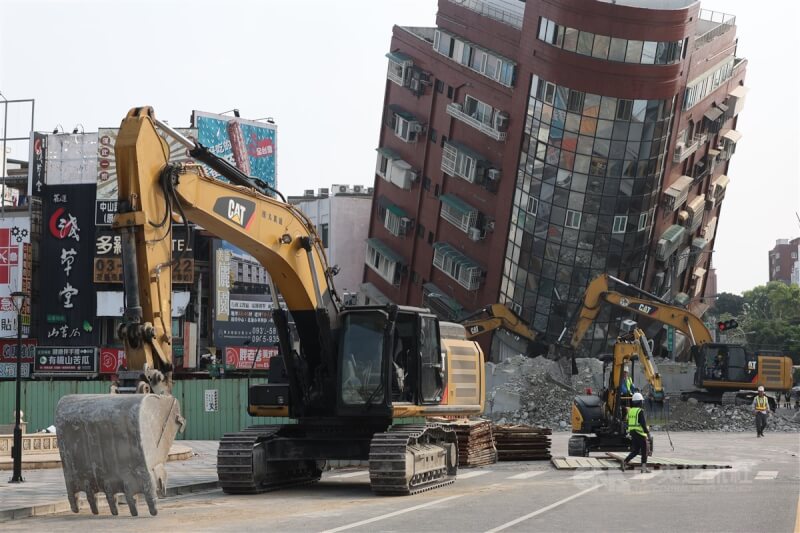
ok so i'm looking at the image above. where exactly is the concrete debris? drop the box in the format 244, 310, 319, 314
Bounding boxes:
484, 354, 800, 433
485, 355, 604, 431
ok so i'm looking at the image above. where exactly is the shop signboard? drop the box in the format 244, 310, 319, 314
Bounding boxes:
99, 347, 126, 374
93, 226, 194, 284
0, 216, 31, 339
224, 345, 278, 370
34, 346, 98, 377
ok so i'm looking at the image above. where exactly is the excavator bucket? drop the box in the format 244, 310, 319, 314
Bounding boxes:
55, 393, 184, 516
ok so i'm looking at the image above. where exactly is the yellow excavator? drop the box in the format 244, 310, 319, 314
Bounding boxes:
55, 107, 485, 516
459, 303, 549, 357
566, 273, 793, 455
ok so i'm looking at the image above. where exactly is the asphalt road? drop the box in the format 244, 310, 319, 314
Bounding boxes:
4, 432, 799, 532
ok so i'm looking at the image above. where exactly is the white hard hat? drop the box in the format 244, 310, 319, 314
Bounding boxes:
758, 386, 764, 392
632, 392, 644, 402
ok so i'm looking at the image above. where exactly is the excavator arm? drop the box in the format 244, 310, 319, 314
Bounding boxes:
460, 304, 540, 343
56, 107, 339, 517
566, 273, 713, 352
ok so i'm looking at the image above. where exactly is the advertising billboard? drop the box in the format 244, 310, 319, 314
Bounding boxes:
0, 339, 37, 379
224, 345, 278, 370
212, 239, 278, 347
96, 127, 196, 223
45, 133, 98, 185
192, 111, 277, 190
34, 346, 98, 377
29, 132, 47, 197
0, 215, 31, 340
39, 184, 97, 346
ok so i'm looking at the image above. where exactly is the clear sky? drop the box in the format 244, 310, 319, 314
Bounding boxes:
1, 0, 798, 295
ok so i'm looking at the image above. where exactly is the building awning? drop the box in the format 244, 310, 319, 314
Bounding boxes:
668, 175, 694, 193
661, 224, 687, 244
708, 148, 721, 158
439, 193, 476, 215
692, 237, 709, 251
386, 203, 408, 218
693, 267, 707, 279
433, 242, 480, 270
729, 85, 749, 98
445, 139, 485, 162
359, 282, 392, 306
722, 129, 742, 143
703, 107, 724, 122
388, 104, 416, 121
366, 237, 405, 264
716, 103, 729, 113
422, 282, 463, 316
687, 195, 705, 213
376, 146, 401, 159
97, 291, 190, 318
386, 51, 413, 65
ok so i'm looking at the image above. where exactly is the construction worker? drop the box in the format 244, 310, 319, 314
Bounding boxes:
620, 369, 634, 396
621, 392, 651, 473
752, 386, 770, 437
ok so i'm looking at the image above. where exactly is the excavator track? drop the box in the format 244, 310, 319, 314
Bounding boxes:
368, 424, 458, 495
217, 425, 321, 494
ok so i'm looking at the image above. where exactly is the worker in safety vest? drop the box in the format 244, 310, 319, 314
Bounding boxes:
621, 392, 651, 473
620, 370, 634, 396
752, 386, 770, 437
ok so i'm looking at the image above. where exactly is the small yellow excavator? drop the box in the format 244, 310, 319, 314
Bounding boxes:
566, 273, 793, 455
55, 107, 485, 516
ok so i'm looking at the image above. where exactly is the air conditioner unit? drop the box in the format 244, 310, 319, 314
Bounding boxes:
493, 112, 510, 132
407, 170, 419, 182
353, 185, 364, 193
409, 77, 421, 93
366, 187, 374, 194
486, 168, 501, 181
337, 185, 348, 193
412, 122, 425, 133
451, 103, 463, 112
468, 227, 482, 241
318, 188, 329, 196
304, 189, 314, 197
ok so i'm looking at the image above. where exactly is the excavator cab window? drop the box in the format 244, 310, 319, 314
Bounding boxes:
419, 315, 444, 404
339, 311, 388, 409
391, 313, 417, 403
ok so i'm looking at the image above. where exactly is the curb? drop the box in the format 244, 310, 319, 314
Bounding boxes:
0, 480, 220, 522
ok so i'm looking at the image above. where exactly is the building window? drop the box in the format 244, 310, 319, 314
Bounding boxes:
447, 85, 454, 99
612, 215, 627, 234
432, 243, 483, 291
567, 90, 584, 113
526, 197, 538, 216
638, 212, 648, 231
435, 79, 444, 93
365, 240, 402, 286
429, 129, 437, 143
565, 210, 582, 229
464, 95, 493, 125
422, 176, 431, 191
320, 223, 329, 247
416, 222, 425, 239
427, 231, 434, 244
441, 141, 485, 184
616, 99, 633, 120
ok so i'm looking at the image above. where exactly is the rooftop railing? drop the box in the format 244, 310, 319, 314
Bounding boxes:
695, 9, 736, 49
445, 0, 524, 29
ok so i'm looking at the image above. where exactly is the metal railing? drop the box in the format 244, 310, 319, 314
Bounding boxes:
446, 103, 507, 141
445, 0, 524, 29
695, 9, 736, 49
672, 132, 706, 164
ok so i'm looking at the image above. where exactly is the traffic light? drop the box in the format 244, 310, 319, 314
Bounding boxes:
717, 319, 739, 331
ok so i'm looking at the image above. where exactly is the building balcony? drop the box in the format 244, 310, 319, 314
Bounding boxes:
673, 133, 707, 164
446, 102, 507, 142
444, 0, 523, 29
432, 242, 483, 291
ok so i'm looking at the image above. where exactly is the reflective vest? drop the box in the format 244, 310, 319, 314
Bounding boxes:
625, 377, 633, 394
627, 407, 647, 436
755, 395, 769, 412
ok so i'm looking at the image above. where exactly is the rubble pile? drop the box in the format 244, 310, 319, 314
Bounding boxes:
664, 400, 800, 432
485, 355, 604, 430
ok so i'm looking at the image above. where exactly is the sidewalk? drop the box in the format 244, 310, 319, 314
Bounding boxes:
0, 441, 219, 521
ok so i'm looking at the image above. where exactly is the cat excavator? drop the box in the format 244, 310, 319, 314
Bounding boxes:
460, 303, 549, 357
566, 273, 793, 455
55, 107, 485, 516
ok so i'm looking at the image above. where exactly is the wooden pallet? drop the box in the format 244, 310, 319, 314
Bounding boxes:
493, 424, 552, 461
551, 456, 621, 470
434, 418, 497, 467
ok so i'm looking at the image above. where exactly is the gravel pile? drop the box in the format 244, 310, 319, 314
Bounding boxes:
485, 355, 604, 431
663, 400, 800, 432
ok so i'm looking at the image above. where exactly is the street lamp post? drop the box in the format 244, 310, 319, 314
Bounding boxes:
9, 290, 27, 483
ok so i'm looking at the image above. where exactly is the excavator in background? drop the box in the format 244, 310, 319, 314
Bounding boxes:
565, 273, 793, 455
460, 303, 550, 358
55, 107, 485, 517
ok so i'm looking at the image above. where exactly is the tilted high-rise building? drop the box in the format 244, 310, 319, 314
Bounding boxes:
362, 0, 747, 356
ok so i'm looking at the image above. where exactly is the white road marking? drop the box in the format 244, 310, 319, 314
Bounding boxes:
693, 470, 722, 481
754, 471, 778, 480
320, 494, 464, 533
630, 471, 661, 481
328, 471, 369, 479
458, 470, 492, 479
571, 471, 601, 480
508, 471, 546, 480
484, 484, 602, 533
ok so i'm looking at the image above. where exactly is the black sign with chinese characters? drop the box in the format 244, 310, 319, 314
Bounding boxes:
31, 132, 47, 197
34, 346, 98, 376
39, 185, 97, 346
95, 199, 119, 226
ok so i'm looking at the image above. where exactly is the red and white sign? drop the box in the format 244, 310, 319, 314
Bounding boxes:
225, 346, 277, 370
99, 347, 126, 374
0, 339, 37, 363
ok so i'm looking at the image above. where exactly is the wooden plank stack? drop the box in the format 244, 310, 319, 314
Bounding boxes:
434, 418, 497, 467
493, 424, 552, 461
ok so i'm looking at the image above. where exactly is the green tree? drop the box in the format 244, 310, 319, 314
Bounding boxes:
739, 282, 800, 362
710, 292, 744, 317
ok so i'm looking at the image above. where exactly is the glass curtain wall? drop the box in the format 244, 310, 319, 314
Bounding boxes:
501, 74, 675, 355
